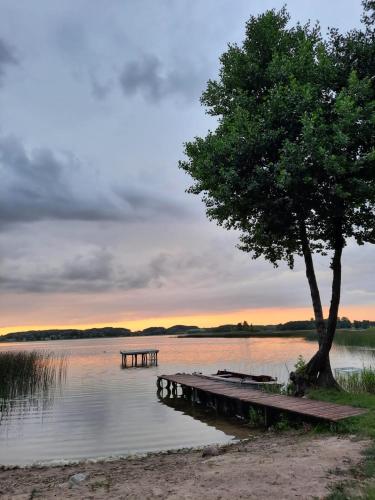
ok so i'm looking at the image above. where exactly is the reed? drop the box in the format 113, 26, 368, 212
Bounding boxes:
0, 350, 68, 403
336, 367, 375, 394
333, 329, 375, 348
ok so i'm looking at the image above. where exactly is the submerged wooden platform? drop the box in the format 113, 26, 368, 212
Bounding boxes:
157, 373, 366, 423
121, 349, 158, 367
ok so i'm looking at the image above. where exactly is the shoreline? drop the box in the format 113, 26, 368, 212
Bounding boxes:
0, 432, 369, 499
0, 440, 240, 471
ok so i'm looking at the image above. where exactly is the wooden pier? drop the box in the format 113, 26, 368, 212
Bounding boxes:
157, 373, 366, 424
121, 349, 159, 368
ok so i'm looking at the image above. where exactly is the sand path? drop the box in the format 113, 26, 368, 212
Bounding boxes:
0, 433, 368, 500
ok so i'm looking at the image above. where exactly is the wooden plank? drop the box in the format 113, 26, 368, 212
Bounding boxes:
158, 373, 366, 422
121, 349, 159, 355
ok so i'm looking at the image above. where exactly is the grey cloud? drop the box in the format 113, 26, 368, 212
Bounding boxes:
61, 250, 114, 282
55, 16, 87, 62
0, 37, 17, 83
118, 54, 205, 102
0, 0, 369, 330
0, 135, 121, 226
0, 248, 220, 294
0, 249, 116, 293
89, 73, 113, 100
115, 184, 191, 221
0, 243, 374, 317
0, 135, 193, 228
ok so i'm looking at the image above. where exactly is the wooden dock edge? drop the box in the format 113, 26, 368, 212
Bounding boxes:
157, 373, 367, 424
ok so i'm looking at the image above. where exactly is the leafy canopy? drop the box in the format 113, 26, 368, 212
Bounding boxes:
180, 5, 375, 268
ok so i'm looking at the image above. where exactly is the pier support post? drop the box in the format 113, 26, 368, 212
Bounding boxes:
264, 407, 270, 428
120, 349, 159, 369
192, 388, 198, 405
183, 386, 192, 400
165, 380, 172, 395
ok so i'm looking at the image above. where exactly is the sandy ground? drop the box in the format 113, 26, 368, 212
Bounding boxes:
0, 432, 369, 500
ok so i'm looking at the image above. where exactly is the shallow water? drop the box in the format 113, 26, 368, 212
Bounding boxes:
0, 335, 374, 465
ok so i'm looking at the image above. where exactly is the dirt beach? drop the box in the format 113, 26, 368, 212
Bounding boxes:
0, 432, 369, 500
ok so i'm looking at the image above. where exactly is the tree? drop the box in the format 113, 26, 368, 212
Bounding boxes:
337, 317, 352, 329
180, 3, 375, 389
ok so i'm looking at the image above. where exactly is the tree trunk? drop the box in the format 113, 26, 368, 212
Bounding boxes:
299, 221, 325, 346
304, 234, 344, 389
292, 221, 343, 392
304, 350, 338, 389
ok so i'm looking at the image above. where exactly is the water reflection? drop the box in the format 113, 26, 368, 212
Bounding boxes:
157, 390, 252, 440
0, 336, 374, 465
335, 343, 375, 358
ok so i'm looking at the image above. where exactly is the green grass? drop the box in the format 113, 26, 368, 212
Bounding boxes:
308, 368, 375, 437
332, 329, 375, 348
336, 368, 375, 395
309, 389, 375, 438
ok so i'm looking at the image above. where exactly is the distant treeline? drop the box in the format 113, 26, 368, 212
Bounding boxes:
1, 318, 374, 342
0, 325, 199, 342
276, 318, 375, 331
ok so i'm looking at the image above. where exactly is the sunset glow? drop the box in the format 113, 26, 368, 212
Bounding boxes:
1, 304, 374, 336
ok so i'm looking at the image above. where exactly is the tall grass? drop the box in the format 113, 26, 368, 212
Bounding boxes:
333, 329, 375, 348
336, 367, 375, 394
0, 351, 68, 408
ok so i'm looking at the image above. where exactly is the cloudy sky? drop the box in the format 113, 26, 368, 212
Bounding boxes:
0, 0, 373, 334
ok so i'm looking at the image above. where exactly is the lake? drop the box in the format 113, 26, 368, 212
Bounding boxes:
0, 335, 374, 465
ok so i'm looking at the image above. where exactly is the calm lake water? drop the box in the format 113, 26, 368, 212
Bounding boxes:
0, 335, 374, 465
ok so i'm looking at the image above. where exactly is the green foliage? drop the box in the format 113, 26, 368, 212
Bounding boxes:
353, 320, 375, 329
0, 327, 132, 342
272, 413, 293, 431
180, 6, 375, 269
248, 406, 264, 427
281, 355, 308, 395
325, 483, 352, 500
295, 355, 307, 374
277, 320, 316, 331
277, 318, 353, 331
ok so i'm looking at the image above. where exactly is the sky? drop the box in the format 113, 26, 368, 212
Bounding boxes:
0, 0, 373, 334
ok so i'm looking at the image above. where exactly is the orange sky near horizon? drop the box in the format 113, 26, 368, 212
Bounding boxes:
1, 304, 374, 335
